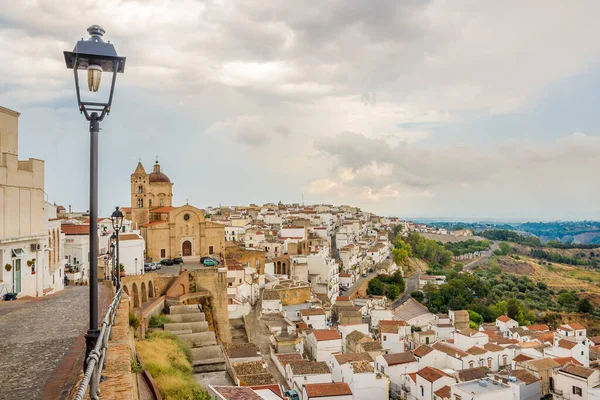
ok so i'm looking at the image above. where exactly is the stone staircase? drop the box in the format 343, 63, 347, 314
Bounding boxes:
166, 304, 226, 373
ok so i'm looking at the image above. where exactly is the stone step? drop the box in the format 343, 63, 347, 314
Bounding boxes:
193, 362, 227, 373
169, 304, 203, 315
167, 329, 193, 335
177, 331, 217, 347
168, 313, 206, 323
164, 322, 209, 333
191, 345, 224, 363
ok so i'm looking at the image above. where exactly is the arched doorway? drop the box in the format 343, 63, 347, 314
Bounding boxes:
132, 283, 140, 308
182, 240, 192, 256
141, 282, 147, 303
123, 286, 129, 296
148, 281, 154, 298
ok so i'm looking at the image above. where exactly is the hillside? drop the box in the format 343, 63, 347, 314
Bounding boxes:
417, 232, 487, 243
479, 254, 600, 305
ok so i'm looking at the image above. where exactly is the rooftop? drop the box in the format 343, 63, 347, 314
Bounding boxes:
211, 386, 263, 400
417, 366, 449, 383
333, 353, 372, 365
304, 382, 352, 398
351, 360, 373, 373
289, 361, 330, 375
392, 298, 430, 322
312, 329, 341, 341
300, 308, 326, 317
455, 378, 510, 394
457, 367, 490, 382
413, 345, 434, 358
434, 385, 451, 399
562, 364, 596, 379
382, 352, 417, 366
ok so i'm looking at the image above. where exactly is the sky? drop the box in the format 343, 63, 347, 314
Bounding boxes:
2, 0, 600, 221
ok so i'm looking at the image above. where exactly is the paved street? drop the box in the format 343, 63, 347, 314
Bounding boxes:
392, 258, 422, 309
464, 241, 499, 271
0, 285, 111, 400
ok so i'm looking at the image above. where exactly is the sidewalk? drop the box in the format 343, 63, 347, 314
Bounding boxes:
0, 284, 113, 400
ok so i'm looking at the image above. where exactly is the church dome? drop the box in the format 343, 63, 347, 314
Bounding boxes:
149, 171, 171, 183
149, 161, 171, 183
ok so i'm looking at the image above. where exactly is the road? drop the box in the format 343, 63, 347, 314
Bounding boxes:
344, 259, 393, 297
464, 241, 499, 271
391, 258, 422, 309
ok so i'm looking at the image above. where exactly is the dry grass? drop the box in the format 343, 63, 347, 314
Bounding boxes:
136, 331, 208, 400
493, 255, 600, 304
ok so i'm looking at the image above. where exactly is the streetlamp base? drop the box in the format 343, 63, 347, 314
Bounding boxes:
84, 329, 100, 371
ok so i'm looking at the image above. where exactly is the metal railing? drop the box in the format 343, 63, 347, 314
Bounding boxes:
74, 287, 123, 400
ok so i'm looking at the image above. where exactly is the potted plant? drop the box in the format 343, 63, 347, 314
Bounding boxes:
119, 264, 126, 277
4, 263, 12, 272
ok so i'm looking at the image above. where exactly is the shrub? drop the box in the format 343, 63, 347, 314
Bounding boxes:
129, 312, 140, 330
137, 331, 208, 400
149, 314, 173, 328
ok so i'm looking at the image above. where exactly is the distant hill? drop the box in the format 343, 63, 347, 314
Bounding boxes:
422, 220, 600, 245
516, 221, 600, 244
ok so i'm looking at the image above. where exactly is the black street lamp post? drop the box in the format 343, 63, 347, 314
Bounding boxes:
111, 207, 124, 287
110, 234, 116, 286
64, 25, 126, 371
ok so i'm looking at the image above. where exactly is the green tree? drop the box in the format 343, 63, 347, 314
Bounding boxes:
558, 292, 577, 307
578, 298, 593, 314
387, 285, 401, 300
468, 310, 484, 326
453, 264, 464, 272
411, 291, 424, 302
507, 298, 523, 320
368, 279, 384, 296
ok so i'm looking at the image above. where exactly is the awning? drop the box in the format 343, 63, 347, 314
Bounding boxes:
11, 248, 25, 258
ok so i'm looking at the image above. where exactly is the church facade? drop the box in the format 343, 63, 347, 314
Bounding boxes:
124, 161, 225, 261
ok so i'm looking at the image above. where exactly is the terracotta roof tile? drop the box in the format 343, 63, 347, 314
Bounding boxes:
61, 224, 90, 235
212, 386, 263, 400
434, 385, 451, 399
525, 324, 549, 332
304, 382, 352, 397
525, 358, 561, 370
300, 308, 326, 317
382, 352, 417, 366
333, 353, 372, 365
417, 366, 449, 383
466, 346, 487, 356
553, 357, 583, 366
511, 369, 540, 385
558, 339, 577, 350
289, 361, 330, 375
562, 364, 595, 378
566, 323, 586, 330
433, 342, 469, 359
408, 372, 417, 383
312, 329, 341, 341
483, 343, 505, 352
413, 345, 434, 358
457, 367, 490, 382
513, 354, 534, 362
496, 315, 514, 323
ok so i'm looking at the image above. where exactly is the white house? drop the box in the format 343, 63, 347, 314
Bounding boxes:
496, 315, 519, 333
545, 338, 590, 367
339, 273, 355, 289
286, 361, 333, 399
453, 328, 490, 351
329, 352, 373, 383
379, 320, 411, 354
553, 364, 600, 400
375, 352, 418, 392
415, 367, 455, 400
300, 308, 328, 330
418, 275, 446, 289
307, 330, 343, 362
340, 361, 387, 400
371, 309, 393, 330
338, 324, 370, 353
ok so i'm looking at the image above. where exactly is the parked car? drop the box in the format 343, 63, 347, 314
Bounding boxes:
144, 263, 152, 272
202, 258, 218, 266
362, 273, 368, 277
151, 262, 159, 270
173, 257, 184, 265
160, 258, 174, 266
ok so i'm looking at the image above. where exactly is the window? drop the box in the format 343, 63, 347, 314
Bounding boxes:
138, 198, 143, 208
487, 358, 492, 368
383, 335, 387, 341
573, 386, 582, 396
184, 213, 190, 221
138, 185, 143, 194
469, 361, 474, 368
420, 386, 424, 397
454, 396, 462, 400
160, 199, 164, 206
149, 199, 152, 207
306, 316, 310, 320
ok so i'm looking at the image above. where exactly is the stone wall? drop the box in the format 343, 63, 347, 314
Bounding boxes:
121, 273, 158, 308
97, 293, 138, 400
192, 267, 231, 344
165, 271, 189, 298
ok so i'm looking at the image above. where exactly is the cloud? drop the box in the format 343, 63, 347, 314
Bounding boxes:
2, 0, 600, 218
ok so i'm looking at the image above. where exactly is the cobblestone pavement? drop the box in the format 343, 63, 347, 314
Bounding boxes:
0, 286, 106, 400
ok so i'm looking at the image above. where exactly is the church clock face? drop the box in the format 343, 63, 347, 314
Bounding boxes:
183, 213, 190, 221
